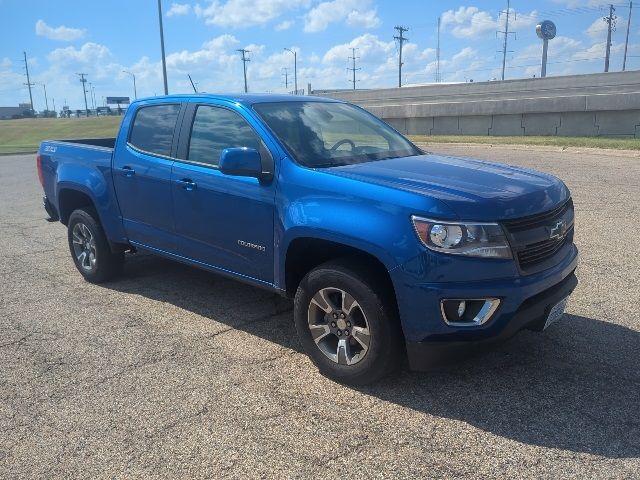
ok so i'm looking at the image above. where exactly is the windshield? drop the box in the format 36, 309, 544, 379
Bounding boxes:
253, 101, 421, 168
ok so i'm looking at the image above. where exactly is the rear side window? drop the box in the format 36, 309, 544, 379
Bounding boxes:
129, 104, 181, 156
188, 105, 261, 166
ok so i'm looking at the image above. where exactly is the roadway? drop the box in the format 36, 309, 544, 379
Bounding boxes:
1, 145, 638, 478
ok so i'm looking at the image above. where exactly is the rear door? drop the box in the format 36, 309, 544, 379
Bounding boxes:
170, 101, 276, 283
112, 103, 183, 252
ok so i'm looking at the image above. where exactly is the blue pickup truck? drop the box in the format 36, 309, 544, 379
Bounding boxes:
37, 94, 578, 385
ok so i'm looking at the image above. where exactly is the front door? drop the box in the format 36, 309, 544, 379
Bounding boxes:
112, 103, 182, 252
171, 103, 276, 283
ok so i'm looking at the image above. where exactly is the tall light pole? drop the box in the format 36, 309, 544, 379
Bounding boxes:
123, 70, 138, 99
157, 0, 169, 94
284, 48, 297, 94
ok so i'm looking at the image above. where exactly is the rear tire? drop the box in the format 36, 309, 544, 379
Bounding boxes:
67, 208, 124, 283
294, 259, 403, 386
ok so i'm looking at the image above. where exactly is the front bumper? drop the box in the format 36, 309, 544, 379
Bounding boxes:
391, 244, 579, 371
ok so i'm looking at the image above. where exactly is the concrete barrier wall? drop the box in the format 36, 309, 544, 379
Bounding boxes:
315, 71, 640, 138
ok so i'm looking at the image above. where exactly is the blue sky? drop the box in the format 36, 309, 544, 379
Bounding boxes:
1, 0, 638, 111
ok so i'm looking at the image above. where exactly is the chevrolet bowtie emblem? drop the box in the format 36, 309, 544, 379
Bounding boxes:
549, 220, 567, 241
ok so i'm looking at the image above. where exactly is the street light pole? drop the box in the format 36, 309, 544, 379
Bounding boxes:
157, 0, 169, 94
284, 48, 297, 94
123, 70, 138, 99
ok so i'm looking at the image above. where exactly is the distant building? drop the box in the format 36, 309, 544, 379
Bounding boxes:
0, 103, 33, 120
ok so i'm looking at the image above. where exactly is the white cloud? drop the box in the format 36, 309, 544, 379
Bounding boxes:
586, 17, 609, 40
304, 0, 380, 33
166, 3, 192, 16
441, 6, 537, 39
47, 42, 111, 65
322, 33, 394, 65
1, 57, 12, 69
275, 20, 294, 31
35, 19, 85, 41
194, 0, 309, 27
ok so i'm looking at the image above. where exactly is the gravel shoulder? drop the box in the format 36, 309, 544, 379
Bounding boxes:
1, 147, 638, 479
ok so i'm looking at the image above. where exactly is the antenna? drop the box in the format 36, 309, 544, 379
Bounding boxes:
237, 48, 250, 93
347, 47, 361, 90
188, 74, 198, 93
394, 26, 409, 87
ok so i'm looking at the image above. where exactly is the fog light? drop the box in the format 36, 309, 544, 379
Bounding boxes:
440, 298, 500, 326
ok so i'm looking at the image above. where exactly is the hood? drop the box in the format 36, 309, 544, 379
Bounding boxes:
326, 154, 569, 221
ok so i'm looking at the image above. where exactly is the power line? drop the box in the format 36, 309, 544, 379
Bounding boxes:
347, 47, 360, 90
237, 48, 250, 93
394, 26, 409, 88
22, 52, 34, 115
623, 1, 633, 71
604, 4, 617, 72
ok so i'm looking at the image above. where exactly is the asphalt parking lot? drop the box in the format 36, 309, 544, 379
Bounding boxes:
1, 145, 639, 478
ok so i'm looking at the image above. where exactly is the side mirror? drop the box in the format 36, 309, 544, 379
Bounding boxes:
219, 147, 263, 179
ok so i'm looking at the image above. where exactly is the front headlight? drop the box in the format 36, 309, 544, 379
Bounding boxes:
411, 216, 512, 259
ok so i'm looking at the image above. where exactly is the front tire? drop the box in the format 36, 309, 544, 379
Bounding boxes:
294, 259, 403, 385
67, 208, 124, 283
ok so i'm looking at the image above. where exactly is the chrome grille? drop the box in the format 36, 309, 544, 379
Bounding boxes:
502, 199, 574, 273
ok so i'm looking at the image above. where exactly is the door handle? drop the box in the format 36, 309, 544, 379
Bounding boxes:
119, 166, 135, 177
176, 178, 197, 191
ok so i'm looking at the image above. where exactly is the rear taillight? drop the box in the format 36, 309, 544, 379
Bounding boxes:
36, 154, 44, 187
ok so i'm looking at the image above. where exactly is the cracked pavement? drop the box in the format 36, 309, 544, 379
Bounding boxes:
0, 147, 639, 478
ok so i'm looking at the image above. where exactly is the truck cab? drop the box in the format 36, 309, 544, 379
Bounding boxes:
38, 94, 578, 385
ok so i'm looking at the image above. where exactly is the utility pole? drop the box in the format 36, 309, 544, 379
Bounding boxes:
77, 73, 89, 116
157, 0, 169, 94
89, 82, 96, 110
623, 1, 633, 71
498, 0, 512, 81
123, 70, 137, 99
604, 4, 617, 72
282, 67, 289, 90
237, 48, 250, 93
284, 48, 297, 94
436, 17, 441, 82
40, 83, 49, 112
23, 52, 35, 116
52, 98, 56, 114
394, 26, 409, 87
347, 47, 360, 90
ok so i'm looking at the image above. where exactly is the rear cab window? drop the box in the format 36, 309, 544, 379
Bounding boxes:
128, 104, 181, 157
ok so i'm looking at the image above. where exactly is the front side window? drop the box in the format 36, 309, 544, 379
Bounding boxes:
188, 105, 262, 166
253, 101, 421, 168
128, 104, 181, 156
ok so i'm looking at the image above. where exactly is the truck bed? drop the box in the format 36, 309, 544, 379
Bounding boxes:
53, 138, 116, 149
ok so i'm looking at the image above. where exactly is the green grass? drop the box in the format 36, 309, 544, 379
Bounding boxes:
0, 117, 121, 154
409, 135, 640, 151
2, 117, 640, 154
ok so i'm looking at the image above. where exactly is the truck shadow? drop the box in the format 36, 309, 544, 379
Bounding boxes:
105, 253, 640, 460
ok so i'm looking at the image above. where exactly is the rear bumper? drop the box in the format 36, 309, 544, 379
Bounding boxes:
43, 195, 59, 221
405, 270, 577, 370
